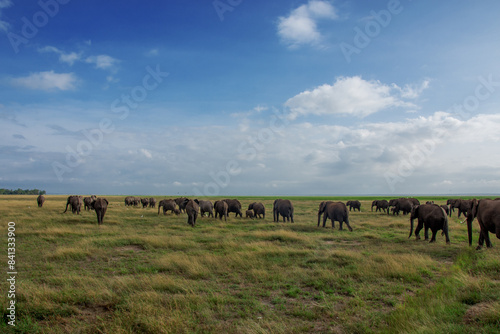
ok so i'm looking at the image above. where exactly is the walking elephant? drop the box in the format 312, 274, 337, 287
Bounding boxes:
273, 199, 294, 223
450, 199, 473, 218
371, 200, 389, 213
319, 201, 352, 231
185, 200, 199, 227
63, 195, 82, 214
246, 210, 255, 219
248, 202, 265, 219
157, 199, 180, 215
389, 198, 413, 215
214, 200, 228, 221
37, 195, 45, 207
467, 199, 500, 250
196, 200, 214, 218
149, 198, 156, 208
346, 200, 361, 212
174, 197, 189, 213
409, 204, 449, 243
83, 197, 93, 211
223, 199, 243, 218
91, 198, 108, 225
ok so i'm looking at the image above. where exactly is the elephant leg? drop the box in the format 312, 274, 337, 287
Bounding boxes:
484, 231, 493, 248
476, 230, 485, 250
339, 220, 343, 230
343, 218, 353, 232
424, 226, 430, 241
414, 222, 423, 240
429, 230, 437, 243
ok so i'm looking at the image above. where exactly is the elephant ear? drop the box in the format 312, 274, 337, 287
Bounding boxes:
470, 199, 479, 219
104, 199, 109, 205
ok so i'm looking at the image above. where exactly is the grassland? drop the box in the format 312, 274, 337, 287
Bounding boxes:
1, 195, 499, 333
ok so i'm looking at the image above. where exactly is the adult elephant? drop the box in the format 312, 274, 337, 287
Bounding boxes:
372, 200, 389, 213
273, 199, 294, 223
37, 195, 45, 207
214, 200, 228, 221
149, 198, 156, 208
391, 198, 413, 216
409, 204, 449, 243
408, 198, 420, 206
452, 199, 473, 218
346, 200, 361, 212
466, 199, 500, 250
63, 195, 82, 214
446, 199, 458, 216
196, 200, 214, 218
223, 199, 242, 218
157, 199, 180, 215
318, 201, 333, 225
248, 202, 265, 219
140, 198, 149, 208
319, 201, 352, 231
91, 198, 108, 225
174, 197, 189, 213
83, 197, 93, 211
185, 200, 199, 227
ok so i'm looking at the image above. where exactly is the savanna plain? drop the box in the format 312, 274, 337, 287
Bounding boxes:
1, 195, 500, 333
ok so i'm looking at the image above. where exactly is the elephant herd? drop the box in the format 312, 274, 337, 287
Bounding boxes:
39, 195, 500, 250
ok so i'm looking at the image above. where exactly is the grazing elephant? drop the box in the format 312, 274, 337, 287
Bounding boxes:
346, 200, 361, 212
174, 197, 189, 213
141, 198, 149, 208
273, 199, 294, 223
371, 200, 389, 213
83, 197, 93, 211
91, 198, 108, 225
196, 200, 214, 218
157, 199, 180, 215
246, 210, 255, 219
409, 204, 449, 243
320, 202, 352, 231
185, 200, 199, 227
63, 195, 82, 214
37, 195, 45, 207
467, 199, 500, 250
223, 199, 243, 218
214, 200, 228, 221
149, 198, 156, 208
390, 198, 413, 215
248, 202, 265, 219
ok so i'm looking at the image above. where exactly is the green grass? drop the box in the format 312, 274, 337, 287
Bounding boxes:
0, 195, 499, 333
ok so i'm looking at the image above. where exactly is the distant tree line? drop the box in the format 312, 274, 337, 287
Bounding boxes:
0, 188, 46, 195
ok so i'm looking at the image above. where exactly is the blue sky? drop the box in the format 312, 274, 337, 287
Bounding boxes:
1, 0, 500, 196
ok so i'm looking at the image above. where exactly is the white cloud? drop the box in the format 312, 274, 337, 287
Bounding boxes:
285, 76, 417, 119
11, 71, 77, 91
140, 148, 153, 159
0, 0, 12, 32
393, 80, 430, 99
38, 46, 82, 66
277, 0, 338, 48
85, 55, 119, 70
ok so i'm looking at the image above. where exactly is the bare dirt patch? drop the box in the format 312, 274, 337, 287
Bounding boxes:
115, 244, 145, 252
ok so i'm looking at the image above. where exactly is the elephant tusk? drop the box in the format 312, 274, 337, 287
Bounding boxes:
459, 218, 467, 224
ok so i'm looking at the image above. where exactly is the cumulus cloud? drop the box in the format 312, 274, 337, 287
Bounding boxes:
11, 71, 77, 91
285, 76, 417, 119
85, 55, 119, 70
38, 46, 82, 66
277, 0, 338, 48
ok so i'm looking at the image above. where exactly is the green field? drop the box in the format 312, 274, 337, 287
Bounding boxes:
1, 195, 499, 333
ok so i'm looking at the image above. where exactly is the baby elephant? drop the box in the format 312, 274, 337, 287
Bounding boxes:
245, 210, 255, 219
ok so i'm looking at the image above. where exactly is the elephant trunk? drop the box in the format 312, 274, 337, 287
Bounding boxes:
466, 214, 473, 246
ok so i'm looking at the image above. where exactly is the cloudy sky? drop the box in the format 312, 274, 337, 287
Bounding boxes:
1, 0, 500, 196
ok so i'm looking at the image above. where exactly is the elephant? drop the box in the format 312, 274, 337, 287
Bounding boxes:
446, 199, 457, 216
466, 199, 500, 250
149, 198, 156, 208
246, 210, 255, 219
157, 199, 180, 215
223, 199, 243, 218
124, 196, 140, 206
318, 201, 333, 225
185, 199, 199, 227
408, 198, 420, 206
91, 198, 108, 225
37, 195, 45, 207
196, 200, 214, 218
174, 197, 189, 213
63, 195, 82, 214
371, 200, 389, 213
440, 204, 449, 216
319, 201, 352, 231
214, 200, 228, 221
346, 200, 361, 212
389, 198, 413, 215
409, 204, 449, 243
83, 197, 93, 211
449, 199, 473, 218
248, 202, 265, 219
141, 198, 149, 208
273, 199, 294, 223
